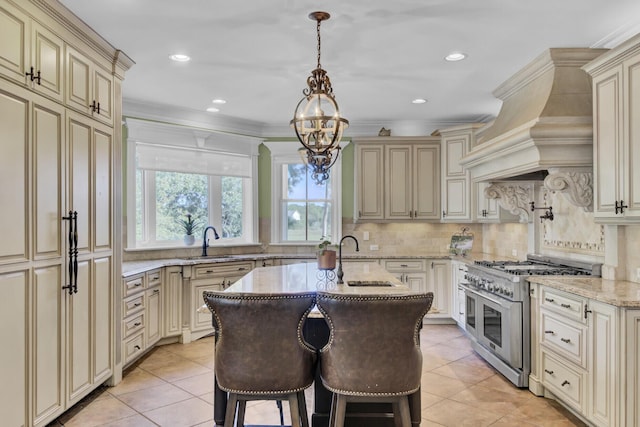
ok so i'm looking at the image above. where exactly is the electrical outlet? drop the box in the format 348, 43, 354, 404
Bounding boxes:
363, 231, 370, 241
369, 244, 379, 251
512, 249, 518, 257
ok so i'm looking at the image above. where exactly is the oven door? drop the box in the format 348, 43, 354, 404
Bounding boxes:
467, 287, 523, 369
461, 285, 479, 338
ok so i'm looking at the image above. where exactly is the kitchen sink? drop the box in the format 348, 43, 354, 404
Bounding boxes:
346, 280, 394, 287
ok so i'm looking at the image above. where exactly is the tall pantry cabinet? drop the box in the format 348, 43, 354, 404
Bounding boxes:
0, 1, 132, 426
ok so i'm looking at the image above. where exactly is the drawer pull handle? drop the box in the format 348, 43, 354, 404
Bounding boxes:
545, 297, 555, 303
544, 369, 554, 375
544, 330, 555, 334
133, 322, 141, 327
560, 338, 571, 344
153, 289, 160, 294
561, 380, 570, 387
134, 303, 141, 307
206, 270, 214, 273
238, 267, 246, 271
400, 264, 409, 267
134, 345, 141, 351
560, 303, 571, 309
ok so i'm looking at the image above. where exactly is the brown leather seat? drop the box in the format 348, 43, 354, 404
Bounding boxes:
203, 291, 317, 427
316, 292, 434, 427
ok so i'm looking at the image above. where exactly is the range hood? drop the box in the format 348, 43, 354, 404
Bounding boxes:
460, 48, 608, 182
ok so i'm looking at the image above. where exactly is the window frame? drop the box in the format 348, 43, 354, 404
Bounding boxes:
266, 141, 343, 246
125, 118, 260, 249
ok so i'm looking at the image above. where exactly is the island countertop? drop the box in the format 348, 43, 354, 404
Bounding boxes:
225, 261, 413, 296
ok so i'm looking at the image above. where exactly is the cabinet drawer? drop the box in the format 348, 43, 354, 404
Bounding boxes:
541, 287, 585, 323
541, 350, 586, 413
146, 269, 161, 287
123, 275, 145, 297
193, 262, 253, 280
123, 332, 145, 365
541, 309, 587, 368
123, 293, 145, 317
122, 313, 144, 339
383, 259, 425, 272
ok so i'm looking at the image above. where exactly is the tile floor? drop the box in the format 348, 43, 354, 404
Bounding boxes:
48, 324, 586, 427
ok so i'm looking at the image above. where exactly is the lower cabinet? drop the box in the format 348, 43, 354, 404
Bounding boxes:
530, 283, 636, 427
163, 266, 183, 338
383, 259, 427, 292
450, 260, 468, 328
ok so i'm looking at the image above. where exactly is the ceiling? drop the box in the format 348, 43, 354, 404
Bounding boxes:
59, 0, 640, 136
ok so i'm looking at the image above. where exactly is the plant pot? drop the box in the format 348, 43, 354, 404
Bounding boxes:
183, 234, 196, 246
317, 250, 336, 270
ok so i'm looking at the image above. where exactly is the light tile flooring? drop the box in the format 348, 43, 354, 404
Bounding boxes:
49, 325, 586, 427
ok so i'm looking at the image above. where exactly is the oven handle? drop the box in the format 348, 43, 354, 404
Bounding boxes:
463, 285, 507, 307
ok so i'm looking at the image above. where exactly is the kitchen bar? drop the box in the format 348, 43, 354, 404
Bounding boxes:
211, 262, 425, 427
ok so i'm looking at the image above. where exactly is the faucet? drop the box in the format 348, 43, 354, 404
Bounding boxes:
336, 235, 360, 284
201, 226, 220, 256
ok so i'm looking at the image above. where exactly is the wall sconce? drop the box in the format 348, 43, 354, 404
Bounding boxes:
529, 201, 554, 222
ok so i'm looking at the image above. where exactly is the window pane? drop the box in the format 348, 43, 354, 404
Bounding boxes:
155, 171, 208, 240
308, 202, 331, 241
307, 167, 331, 199
286, 202, 307, 241
135, 169, 144, 242
221, 176, 243, 238
287, 164, 307, 199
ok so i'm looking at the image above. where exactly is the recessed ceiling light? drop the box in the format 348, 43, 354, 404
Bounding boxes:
412, 98, 427, 104
169, 54, 191, 62
212, 99, 227, 104
445, 52, 467, 62
206, 107, 219, 113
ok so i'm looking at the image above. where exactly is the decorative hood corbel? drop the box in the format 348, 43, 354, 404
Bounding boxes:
484, 182, 535, 223
543, 167, 593, 212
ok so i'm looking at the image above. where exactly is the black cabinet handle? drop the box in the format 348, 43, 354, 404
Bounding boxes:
62, 211, 74, 295
61, 211, 79, 295
544, 369, 554, 375
26, 66, 41, 84
89, 100, 101, 114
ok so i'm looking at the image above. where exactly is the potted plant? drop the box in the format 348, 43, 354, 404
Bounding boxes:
317, 238, 337, 270
177, 214, 200, 245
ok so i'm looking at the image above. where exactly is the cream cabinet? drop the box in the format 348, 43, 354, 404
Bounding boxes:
584, 33, 640, 222
440, 125, 483, 222
354, 137, 440, 221
530, 283, 630, 427
450, 260, 468, 328
0, 1, 130, 425
426, 260, 451, 320
146, 270, 162, 348
382, 259, 427, 293
65, 45, 113, 125
164, 266, 183, 338
188, 261, 253, 341
473, 182, 520, 222
0, 1, 64, 102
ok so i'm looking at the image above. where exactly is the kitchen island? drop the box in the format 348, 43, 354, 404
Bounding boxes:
212, 261, 423, 427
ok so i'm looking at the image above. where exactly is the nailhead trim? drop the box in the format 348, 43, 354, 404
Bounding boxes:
323, 383, 420, 397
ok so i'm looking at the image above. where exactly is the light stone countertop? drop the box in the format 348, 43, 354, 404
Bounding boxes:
528, 276, 640, 308
121, 252, 454, 277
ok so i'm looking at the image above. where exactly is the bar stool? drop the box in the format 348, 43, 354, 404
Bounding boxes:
315, 292, 433, 427
203, 291, 317, 427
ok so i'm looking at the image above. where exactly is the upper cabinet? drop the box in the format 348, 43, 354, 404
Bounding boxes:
440, 124, 482, 222
354, 137, 440, 221
0, 2, 64, 102
584, 33, 640, 223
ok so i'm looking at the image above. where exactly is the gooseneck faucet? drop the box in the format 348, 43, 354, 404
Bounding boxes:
201, 226, 220, 256
336, 235, 360, 284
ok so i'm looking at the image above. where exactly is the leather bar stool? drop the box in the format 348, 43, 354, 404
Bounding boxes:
316, 292, 434, 427
203, 291, 317, 427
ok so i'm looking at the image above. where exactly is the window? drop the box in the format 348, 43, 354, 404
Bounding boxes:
126, 119, 259, 248
267, 141, 342, 245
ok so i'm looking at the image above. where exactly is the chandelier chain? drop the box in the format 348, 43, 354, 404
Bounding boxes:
316, 18, 322, 70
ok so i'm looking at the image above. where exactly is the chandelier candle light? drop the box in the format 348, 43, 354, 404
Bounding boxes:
291, 11, 349, 184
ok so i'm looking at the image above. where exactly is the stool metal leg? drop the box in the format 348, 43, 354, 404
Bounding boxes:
276, 400, 284, 425
224, 393, 238, 427
297, 391, 309, 427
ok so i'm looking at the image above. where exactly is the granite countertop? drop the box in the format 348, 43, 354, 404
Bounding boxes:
528, 276, 640, 308
121, 252, 456, 277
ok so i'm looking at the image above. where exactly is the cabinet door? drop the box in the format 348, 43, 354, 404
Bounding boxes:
93, 257, 112, 384
0, 270, 28, 427
426, 260, 450, 317
0, 2, 28, 85
385, 144, 412, 219
588, 300, 617, 427
441, 136, 469, 221
356, 144, 384, 220
414, 144, 440, 220
192, 281, 225, 331
146, 286, 162, 347
621, 55, 640, 219
164, 266, 183, 337
31, 21, 64, 102
405, 273, 427, 293
66, 46, 113, 125
592, 67, 623, 219
67, 260, 92, 405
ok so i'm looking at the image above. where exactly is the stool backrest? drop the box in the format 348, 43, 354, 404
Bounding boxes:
316, 292, 433, 396
203, 291, 317, 394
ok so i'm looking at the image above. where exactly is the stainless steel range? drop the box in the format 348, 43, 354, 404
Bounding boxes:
461, 254, 601, 388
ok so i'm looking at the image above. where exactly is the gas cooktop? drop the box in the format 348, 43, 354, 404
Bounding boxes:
473, 254, 601, 277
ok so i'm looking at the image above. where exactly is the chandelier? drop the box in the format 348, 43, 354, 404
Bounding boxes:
291, 11, 349, 185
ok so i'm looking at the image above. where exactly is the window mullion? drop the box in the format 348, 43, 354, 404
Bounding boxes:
146, 170, 157, 241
